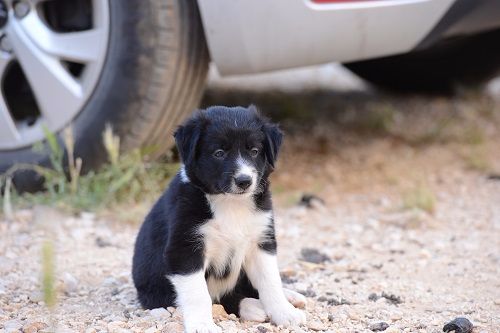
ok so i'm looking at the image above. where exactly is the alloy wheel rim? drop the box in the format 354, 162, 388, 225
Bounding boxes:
0, 0, 109, 150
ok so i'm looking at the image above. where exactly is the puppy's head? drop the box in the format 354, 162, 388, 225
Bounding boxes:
174, 105, 283, 195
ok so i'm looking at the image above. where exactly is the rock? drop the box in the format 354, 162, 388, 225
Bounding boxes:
370, 322, 390, 332
298, 288, 316, 298
107, 321, 126, 331
308, 320, 326, 331
298, 194, 325, 209
4, 319, 22, 332
257, 326, 268, 333
212, 304, 228, 319
29, 291, 44, 303
443, 317, 473, 333
96, 237, 112, 248
300, 248, 331, 264
62, 272, 78, 294
22, 322, 48, 333
162, 322, 183, 333
144, 327, 160, 333
149, 307, 169, 319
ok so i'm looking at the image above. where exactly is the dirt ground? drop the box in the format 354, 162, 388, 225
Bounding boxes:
1, 86, 500, 333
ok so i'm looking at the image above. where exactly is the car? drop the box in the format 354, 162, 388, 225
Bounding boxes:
1, 0, 499, 190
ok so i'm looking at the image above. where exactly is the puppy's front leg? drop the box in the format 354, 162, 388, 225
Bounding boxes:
169, 271, 221, 333
244, 249, 306, 326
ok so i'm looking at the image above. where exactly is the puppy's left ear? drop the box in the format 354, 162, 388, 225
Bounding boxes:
263, 123, 283, 169
174, 119, 201, 167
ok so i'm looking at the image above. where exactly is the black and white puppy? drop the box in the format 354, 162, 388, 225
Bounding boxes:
132, 106, 306, 333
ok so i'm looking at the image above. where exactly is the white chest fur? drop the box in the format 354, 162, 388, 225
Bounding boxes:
199, 194, 272, 301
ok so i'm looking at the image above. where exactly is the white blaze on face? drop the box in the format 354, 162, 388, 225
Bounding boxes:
233, 155, 257, 193
179, 164, 190, 183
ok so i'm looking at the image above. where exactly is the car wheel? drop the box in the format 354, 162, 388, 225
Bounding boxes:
0, 0, 208, 191
345, 28, 500, 94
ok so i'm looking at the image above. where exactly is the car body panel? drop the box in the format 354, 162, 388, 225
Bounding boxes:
198, 0, 455, 75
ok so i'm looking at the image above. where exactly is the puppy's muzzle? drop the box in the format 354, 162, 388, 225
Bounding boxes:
234, 175, 252, 190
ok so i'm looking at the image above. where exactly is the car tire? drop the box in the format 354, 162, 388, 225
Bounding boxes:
344, 28, 500, 94
0, 0, 209, 192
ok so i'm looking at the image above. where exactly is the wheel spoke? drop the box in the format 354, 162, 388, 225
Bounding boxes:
6, 15, 83, 127
20, 12, 105, 62
0, 56, 20, 142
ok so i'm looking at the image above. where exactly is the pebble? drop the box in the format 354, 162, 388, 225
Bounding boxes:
369, 322, 390, 332
62, 273, 79, 294
300, 248, 331, 264
149, 307, 169, 319
144, 326, 160, 333
162, 322, 183, 333
22, 322, 48, 333
212, 304, 229, 319
308, 320, 326, 331
4, 319, 22, 332
28, 291, 44, 303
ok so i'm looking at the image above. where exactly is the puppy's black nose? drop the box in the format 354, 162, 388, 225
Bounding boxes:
234, 175, 252, 190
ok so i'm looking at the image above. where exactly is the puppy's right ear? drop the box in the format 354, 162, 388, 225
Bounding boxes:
174, 119, 201, 166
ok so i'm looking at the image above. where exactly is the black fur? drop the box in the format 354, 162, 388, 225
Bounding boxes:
132, 105, 283, 314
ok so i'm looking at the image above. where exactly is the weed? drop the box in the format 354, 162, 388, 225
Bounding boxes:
353, 104, 395, 134
1, 126, 176, 214
41, 240, 56, 309
402, 184, 436, 214
463, 147, 491, 172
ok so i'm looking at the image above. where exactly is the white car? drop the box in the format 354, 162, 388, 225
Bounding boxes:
1, 0, 499, 190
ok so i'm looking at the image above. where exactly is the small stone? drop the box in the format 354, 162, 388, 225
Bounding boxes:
4, 319, 22, 333
328, 314, 335, 321
149, 307, 169, 319
348, 311, 361, 321
298, 288, 316, 298
144, 327, 159, 333
257, 326, 268, 333
370, 322, 390, 332
301, 248, 331, 264
298, 194, 325, 209
62, 272, 78, 294
212, 304, 228, 319
22, 322, 48, 333
29, 291, 44, 303
308, 320, 326, 331
162, 322, 183, 333
443, 317, 473, 333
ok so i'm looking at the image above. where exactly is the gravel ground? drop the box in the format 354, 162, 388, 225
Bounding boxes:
1, 83, 500, 332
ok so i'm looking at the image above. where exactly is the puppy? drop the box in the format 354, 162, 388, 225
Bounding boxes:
132, 106, 306, 333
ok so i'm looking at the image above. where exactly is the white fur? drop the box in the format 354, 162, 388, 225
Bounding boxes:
201, 194, 272, 301
239, 298, 267, 322
233, 155, 257, 193
179, 164, 190, 183
244, 250, 306, 326
168, 271, 221, 333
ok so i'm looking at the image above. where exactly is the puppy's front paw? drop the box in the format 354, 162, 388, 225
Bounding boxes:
268, 303, 306, 326
185, 321, 221, 333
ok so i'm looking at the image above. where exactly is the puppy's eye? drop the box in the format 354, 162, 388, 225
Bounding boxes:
250, 148, 259, 157
213, 149, 225, 159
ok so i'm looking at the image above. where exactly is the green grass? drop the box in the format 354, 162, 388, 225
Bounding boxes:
41, 240, 56, 309
402, 184, 436, 214
1, 126, 177, 214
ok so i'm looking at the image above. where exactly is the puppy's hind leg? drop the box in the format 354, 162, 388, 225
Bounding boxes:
239, 298, 267, 323
283, 288, 307, 309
